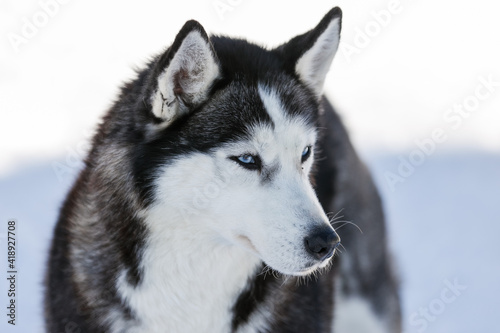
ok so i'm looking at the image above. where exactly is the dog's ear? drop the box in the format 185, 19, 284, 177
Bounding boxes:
277, 7, 342, 97
149, 20, 220, 125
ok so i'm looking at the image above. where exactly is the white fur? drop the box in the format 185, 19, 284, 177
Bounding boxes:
151, 30, 219, 124
237, 308, 273, 333
117, 154, 262, 333
334, 294, 387, 333
333, 245, 389, 333
295, 17, 340, 97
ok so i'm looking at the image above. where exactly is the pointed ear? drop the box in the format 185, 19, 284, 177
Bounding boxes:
150, 20, 220, 125
277, 7, 342, 97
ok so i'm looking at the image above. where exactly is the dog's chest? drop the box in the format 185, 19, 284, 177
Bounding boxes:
116, 223, 262, 333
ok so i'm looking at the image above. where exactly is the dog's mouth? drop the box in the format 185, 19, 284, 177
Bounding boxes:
292, 256, 335, 276
294, 266, 319, 276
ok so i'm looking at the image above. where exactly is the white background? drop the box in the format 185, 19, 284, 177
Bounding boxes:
0, 0, 499, 332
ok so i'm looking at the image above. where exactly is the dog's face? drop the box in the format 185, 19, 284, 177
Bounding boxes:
206, 86, 334, 275
140, 8, 342, 276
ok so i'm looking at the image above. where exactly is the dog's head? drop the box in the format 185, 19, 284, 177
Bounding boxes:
136, 8, 342, 276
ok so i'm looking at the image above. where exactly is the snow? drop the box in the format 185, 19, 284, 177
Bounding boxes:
1, 0, 499, 332
0, 161, 79, 332
368, 151, 500, 333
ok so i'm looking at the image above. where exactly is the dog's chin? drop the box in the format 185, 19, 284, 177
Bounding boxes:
283, 264, 321, 276
288, 267, 318, 276
278, 252, 336, 276
269, 257, 333, 277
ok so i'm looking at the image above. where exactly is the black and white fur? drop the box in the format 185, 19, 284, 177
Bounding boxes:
45, 7, 401, 333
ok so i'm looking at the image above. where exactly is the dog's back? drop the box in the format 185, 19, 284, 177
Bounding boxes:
45, 7, 400, 333
317, 100, 401, 332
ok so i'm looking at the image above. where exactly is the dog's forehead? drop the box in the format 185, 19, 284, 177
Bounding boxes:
252, 84, 318, 152
203, 78, 316, 129
176, 76, 319, 158
205, 81, 318, 159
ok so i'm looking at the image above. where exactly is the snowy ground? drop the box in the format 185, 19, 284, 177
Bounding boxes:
368, 151, 500, 333
1, 0, 499, 332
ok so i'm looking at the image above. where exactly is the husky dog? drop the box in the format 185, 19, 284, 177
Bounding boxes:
45, 7, 400, 333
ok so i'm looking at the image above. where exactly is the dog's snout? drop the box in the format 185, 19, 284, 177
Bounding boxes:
304, 227, 340, 261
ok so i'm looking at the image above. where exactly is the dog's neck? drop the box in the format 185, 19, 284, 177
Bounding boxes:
116, 205, 262, 333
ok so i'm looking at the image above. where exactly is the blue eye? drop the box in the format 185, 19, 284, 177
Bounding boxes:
230, 154, 261, 170
238, 155, 255, 164
301, 146, 312, 162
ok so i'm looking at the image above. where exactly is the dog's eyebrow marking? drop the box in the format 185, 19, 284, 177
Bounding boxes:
257, 83, 313, 137
258, 85, 287, 127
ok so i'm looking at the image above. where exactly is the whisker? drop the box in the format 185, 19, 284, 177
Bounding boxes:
297, 275, 306, 287
326, 208, 345, 222
281, 273, 294, 287
339, 243, 347, 253
258, 265, 272, 278
331, 220, 363, 234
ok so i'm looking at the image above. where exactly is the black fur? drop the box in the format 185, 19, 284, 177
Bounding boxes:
231, 263, 274, 332
231, 265, 337, 333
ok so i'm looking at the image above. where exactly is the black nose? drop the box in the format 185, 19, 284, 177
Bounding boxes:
304, 227, 340, 261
